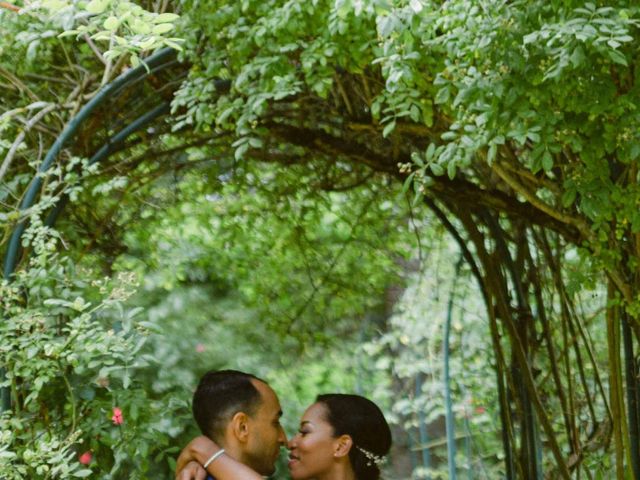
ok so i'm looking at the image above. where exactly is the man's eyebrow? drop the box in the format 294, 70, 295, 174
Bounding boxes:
300, 420, 311, 426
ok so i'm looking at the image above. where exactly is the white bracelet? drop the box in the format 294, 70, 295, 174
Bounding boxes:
203, 448, 225, 469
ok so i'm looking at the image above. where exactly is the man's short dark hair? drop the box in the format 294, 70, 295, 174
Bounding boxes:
192, 370, 265, 442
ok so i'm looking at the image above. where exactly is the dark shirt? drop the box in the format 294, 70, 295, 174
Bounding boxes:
206, 476, 215, 480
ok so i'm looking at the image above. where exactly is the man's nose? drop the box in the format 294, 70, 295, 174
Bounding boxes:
279, 426, 288, 445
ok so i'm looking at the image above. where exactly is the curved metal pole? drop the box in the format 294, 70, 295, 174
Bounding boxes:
2, 47, 176, 279
424, 198, 515, 479
44, 102, 170, 227
1, 49, 177, 415
416, 373, 431, 476
444, 255, 463, 480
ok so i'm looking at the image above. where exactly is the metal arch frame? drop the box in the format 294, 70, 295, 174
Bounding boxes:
1, 47, 178, 413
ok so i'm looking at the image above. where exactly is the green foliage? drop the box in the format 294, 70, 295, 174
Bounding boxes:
0, 153, 194, 477
115, 162, 413, 341
29, 0, 183, 66
364, 237, 504, 479
0, 224, 188, 478
4, 0, 640, 476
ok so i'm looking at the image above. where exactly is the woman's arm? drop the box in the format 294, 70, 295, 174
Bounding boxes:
175, 436, 263, 480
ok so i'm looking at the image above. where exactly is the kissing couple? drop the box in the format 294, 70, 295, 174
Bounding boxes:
175, 370, 392, 480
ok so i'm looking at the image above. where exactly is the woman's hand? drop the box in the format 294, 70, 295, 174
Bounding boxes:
175, 436, 219, 477
175, 461, 208, 480
175, 435, 263, 480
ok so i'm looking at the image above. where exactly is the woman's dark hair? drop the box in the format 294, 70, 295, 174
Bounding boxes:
316, 393, 392, 480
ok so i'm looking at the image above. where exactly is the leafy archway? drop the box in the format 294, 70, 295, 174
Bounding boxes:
3, 0, 640, 478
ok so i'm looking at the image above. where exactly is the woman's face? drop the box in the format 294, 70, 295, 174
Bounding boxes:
287, 402, 340, 479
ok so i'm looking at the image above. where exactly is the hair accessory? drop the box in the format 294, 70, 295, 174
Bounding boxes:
203, 448, 225, 469
356, 445, 386, 467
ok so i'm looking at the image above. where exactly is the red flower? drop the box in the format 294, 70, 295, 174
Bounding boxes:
195, 343, 206, 353
111, 406, 124, 425
475, 406, 486, 415
79, 451, 92, 465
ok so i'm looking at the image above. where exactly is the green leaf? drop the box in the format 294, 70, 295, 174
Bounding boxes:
412, 187, 423, 206
234, 142, 249, 160
430, 163, 444, 176
402, 172, 415, 193
425, 143, 436, 162
43, 298, 74, 308
441, 131, 457, 141
92, 31, 112, 41
103, 16, 119, 31
58, 30, 81, 38
447, 160, 457, 179
570, 46, 585, 68
163, 39, 184, 51
607, 49, 628, 66
527, 131, 541, 143
541, 150, 553, 172
72, 469, 93, 477
382, 120, 396, 138
561, 189, 577, 207
130, 19, 152, 35
154, 13, 180, 23
434, 86, 450, 105
152, 23, 174, 35
487, 143, 497, 164
248, 137, 263, 148
137, 37, 156, 50
86, 0, 109, 14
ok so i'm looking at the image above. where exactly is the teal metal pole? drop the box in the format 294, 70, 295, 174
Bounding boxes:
416, 373, 432, 477
0, 368, 9, 412
1, 49, 177, 416
444, 256, 463, 480
2, 47, 176, 279
44, 102, 170, 227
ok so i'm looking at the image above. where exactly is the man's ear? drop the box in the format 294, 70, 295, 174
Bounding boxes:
230, 411, 250, 443
334, 435, 353, 458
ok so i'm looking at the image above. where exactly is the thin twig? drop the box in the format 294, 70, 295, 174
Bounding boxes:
0, 104, 57, 183
101, 35, 115, 86
0, 1, 19, 12
83, 34, 106, 65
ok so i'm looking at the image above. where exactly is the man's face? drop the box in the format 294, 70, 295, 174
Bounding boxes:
244, 379, 287, 475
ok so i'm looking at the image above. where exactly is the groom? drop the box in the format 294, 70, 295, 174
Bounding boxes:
176, 370, 287, 479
